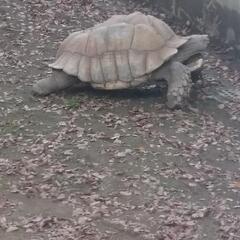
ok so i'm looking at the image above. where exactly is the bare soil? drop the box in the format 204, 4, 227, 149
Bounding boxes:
0, 0, 240, 239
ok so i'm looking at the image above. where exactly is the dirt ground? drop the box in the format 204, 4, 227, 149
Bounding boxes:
0, 0, 240, 239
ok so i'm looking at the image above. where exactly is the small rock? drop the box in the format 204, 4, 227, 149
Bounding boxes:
218, 104, 225, 109
6, 226, 19, 232
63, 149, 73, 156
57, 193, 65, 200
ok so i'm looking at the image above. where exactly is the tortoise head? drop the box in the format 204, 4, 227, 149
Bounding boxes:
191, 34, 210, 51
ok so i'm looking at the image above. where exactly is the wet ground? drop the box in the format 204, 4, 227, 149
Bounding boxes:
0, 0, 240, 239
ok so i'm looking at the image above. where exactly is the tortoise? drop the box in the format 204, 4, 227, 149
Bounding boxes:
32, 12, 209, 108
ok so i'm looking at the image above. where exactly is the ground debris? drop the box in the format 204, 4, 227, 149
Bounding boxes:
0, 0, 240, 239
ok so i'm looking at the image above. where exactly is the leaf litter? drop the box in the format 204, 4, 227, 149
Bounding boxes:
0, 0, 240, 239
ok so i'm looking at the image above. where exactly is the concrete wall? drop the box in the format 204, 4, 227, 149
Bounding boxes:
150, 0, 240, 48
217, 0, 240, 13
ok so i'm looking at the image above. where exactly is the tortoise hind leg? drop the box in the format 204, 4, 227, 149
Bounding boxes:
166, 61, 192, 109
32, 69, 79, 96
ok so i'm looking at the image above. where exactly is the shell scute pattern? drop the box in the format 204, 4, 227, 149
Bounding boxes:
49, 12, 188, 89
115, 51, 132, 82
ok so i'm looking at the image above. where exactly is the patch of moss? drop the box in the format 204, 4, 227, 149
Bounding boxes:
0, 120, 21, 135
64, 97, 80, 109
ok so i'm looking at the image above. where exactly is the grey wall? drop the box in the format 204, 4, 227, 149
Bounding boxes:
151, 0, 240, 47
217, 0, 240, 14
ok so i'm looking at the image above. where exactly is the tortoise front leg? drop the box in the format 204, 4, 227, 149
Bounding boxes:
166, 61, 192, 109
32, 69, 79, 96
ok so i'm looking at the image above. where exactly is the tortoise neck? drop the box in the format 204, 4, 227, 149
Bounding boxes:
173, 34, 208, 63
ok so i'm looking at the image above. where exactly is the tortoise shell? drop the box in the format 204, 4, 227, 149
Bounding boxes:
49, 12, 188, 89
